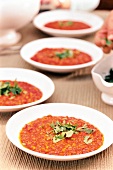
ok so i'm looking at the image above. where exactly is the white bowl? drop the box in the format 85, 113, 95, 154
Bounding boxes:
6, 103, 113, 161
0, 0, 40, 46
0, 68, 55, 112
33, 10, 104, 38
70, 0, 100, 11
91, 55, 113, 105
20, 37, 103, 73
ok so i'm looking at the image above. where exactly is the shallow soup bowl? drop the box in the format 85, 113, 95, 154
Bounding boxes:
6, 103, 113, 161
91, 55, 113, 105
0, 68, 55, 112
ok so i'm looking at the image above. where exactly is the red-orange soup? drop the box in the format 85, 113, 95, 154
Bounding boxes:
19, 115, 104, 156
0, 80, 43, 106
31, 48, 92, 66
44, 20, 91, 30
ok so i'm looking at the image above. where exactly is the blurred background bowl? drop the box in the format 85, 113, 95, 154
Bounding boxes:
0, 0, 40, 46
91, 55, 113, 105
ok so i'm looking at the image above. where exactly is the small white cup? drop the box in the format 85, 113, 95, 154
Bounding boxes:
91, 55, 113, 105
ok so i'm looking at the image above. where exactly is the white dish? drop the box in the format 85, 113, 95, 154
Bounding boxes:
0, 68, 55, 112
33, 10, 104, 38
20, 37, 103, 73
91, 55, 113, 105
70, 0, 100, 11
6, 103, 113, 161
0, 0, 40, 46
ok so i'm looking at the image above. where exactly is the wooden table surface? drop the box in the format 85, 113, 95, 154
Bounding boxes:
0, 10, 113, 170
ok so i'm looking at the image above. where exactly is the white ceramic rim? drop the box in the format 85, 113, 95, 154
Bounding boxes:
20, 37, 103, 73
33, 10, 104, 36
91, 55, 113, 88
0, 68, 55, 112
6, 103, 113, 161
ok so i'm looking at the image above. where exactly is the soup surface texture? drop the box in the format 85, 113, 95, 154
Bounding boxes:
44, 20, 91, 30
19, 115, 104, 156
0, 80, 42, 106
31, 48, 92, 66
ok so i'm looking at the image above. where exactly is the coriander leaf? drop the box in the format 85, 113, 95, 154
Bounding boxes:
105, 38, 112, 46
84, 135, 93, 144
4, 90, 9, 96
10, 80, 22, 95
77, 124, 94, 134
53, 133, 65, 143
58, 21, 73, 27
51, 121, 94, 144
56, 50, 73, 59
65, 130, 74, 138
54, 125, 63, 134
0, 80, 22, 96
109, 68, 113, 75
66, 21, 73, 26
0, 82, 10, 96
104, 68, 113, 83
56, 52, 68, 59
10, 85, 22, 95
51, 120, 77, 143
56, 121, 61, 125
50, 122, 55, 128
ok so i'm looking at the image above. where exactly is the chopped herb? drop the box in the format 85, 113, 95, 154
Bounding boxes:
56, 49, 73, 59
104, 68, 113, 83
105, 38, 112, 46
10, 81, 22, 95
84, 135, 93, 144
50, 122, 55, 129
50, 121, 94, 143
58, 21, 64, 27
77, 124, 94, 134
65, 21, 73, 26
53, 130, 74, 143
58, 21, 73, 27
53, 133, 65, 143
65, 130, 74, 137
0, 80, 22, 96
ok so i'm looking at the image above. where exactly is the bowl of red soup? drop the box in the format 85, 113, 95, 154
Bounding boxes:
0, 68, 55, 112
6, 103, 113, 161
33, 10, 103, 37
20, 37, 103, 73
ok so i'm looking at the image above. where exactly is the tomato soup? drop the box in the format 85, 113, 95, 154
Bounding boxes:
19, 115, 104, 156
0, 80, 43, 106
44, 20, 91, 30
31, 48, 92, 66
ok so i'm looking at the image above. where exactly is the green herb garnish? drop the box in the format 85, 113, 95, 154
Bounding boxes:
58, 21, 73, 27
53, 130, 74, 143
84, 135, 93, 144
0, 80, 22, 96
65, 21, 73, 26
58, 21, 64, 27
50, 121, 94, 143
105, 38, 112, 46
76, 124, 94, 134
56, 49, 73, 59
104, 68, 113, 83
